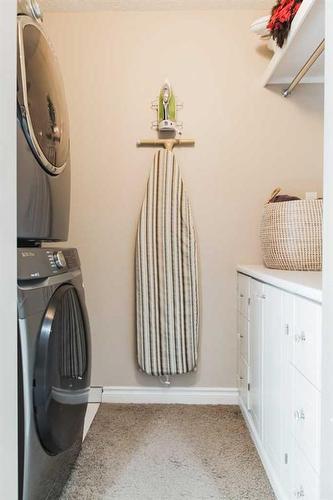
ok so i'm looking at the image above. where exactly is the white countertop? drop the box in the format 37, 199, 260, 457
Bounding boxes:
237, 265, 322, 303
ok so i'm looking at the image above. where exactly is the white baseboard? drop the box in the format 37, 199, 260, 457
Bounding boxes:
102, 386, 239, 405
83, 402, 100, 440
89, 386, 103, 403
239, 398, 287, 500
82, 387, 103, 440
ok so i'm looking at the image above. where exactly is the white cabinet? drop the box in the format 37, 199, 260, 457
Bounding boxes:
237, 270, 322, 500
293, 296, 321, 390
239, 356, 249, 410
238, 313, 249, 363
237, 272, 250, 319
237, 274, 250, 411
249, 278, 264, 437
262, 284, 285, 485
292, 367, 321, 473
289, 440, 320, 499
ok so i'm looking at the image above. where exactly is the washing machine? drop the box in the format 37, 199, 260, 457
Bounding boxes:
18, 247, 91, 500
17, 3, 71, 244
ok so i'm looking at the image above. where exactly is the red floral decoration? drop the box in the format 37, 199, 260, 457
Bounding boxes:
267, 0, 303, 48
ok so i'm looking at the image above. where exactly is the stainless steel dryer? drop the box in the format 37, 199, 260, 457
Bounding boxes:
18, 248, 91, 500
17, 5, 71, 244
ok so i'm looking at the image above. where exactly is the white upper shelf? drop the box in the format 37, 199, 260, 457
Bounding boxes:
262, 0, 325, 86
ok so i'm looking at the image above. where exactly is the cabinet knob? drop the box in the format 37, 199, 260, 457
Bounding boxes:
239, 293, 244, 298
256, 294, 266, 300
294, 486, 305, 498
294, 409, 305, 421
295, 332, 306, 343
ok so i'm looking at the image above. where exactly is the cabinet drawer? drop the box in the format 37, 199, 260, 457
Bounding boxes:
292, 368, 320, 473
293, 296, 321, 389
290, 441, 319, 500
238, 313, 249, 363
239, 356, 249, 410
237, 273, 250, 319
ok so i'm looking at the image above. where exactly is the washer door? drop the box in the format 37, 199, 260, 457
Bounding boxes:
17, 16, 69, 175
34, 284, 90, 455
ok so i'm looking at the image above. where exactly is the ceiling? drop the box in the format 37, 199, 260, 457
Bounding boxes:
39, 0, 273, 13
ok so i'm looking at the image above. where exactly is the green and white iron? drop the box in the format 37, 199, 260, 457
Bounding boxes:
152, 80, 183, 135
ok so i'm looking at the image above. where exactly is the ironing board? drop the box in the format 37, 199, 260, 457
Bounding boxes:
136, 149, 199, 376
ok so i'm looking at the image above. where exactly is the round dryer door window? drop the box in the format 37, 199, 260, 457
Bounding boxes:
34, 284, 90, 455
17, 17, 70, 175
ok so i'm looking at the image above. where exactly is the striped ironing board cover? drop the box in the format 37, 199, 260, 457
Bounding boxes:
136, 149, 199, 376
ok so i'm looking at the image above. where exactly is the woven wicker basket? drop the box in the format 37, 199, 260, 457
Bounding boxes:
260, 198, 322, 271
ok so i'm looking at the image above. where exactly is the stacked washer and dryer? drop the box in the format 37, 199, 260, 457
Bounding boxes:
17, 2, 91, 499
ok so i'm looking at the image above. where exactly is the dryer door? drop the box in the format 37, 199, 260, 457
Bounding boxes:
34, 284, 90, 455
17, 16, 70, 175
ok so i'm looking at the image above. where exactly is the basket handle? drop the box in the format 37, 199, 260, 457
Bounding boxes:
268, 187, 281, 204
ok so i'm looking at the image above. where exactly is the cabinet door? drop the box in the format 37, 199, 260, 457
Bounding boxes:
262, 284, 285, 483
281, 292, 295, 494
288, 440, 320, 500
249, 278, 264, 437
293, 297, 321, 390
237, 273, 250, 319
239, 356, 249, 410
238, 312, 249, 363
292, 368, 321, 473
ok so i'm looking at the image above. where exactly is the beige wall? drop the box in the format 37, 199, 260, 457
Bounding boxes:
44, 9, 323, 388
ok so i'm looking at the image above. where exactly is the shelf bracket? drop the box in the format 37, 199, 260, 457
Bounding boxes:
282, 39, 325, 97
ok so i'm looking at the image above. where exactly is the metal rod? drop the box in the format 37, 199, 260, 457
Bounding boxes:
282, 39, 325, 97
137, 139, 195, 151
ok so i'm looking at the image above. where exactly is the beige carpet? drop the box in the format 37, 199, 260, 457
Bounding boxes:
61, 404, 275, 500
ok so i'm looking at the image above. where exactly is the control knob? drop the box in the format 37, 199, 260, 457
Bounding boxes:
53, 250, 66, 269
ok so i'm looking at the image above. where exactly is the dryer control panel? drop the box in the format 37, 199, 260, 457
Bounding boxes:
17, 248, 80, 280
